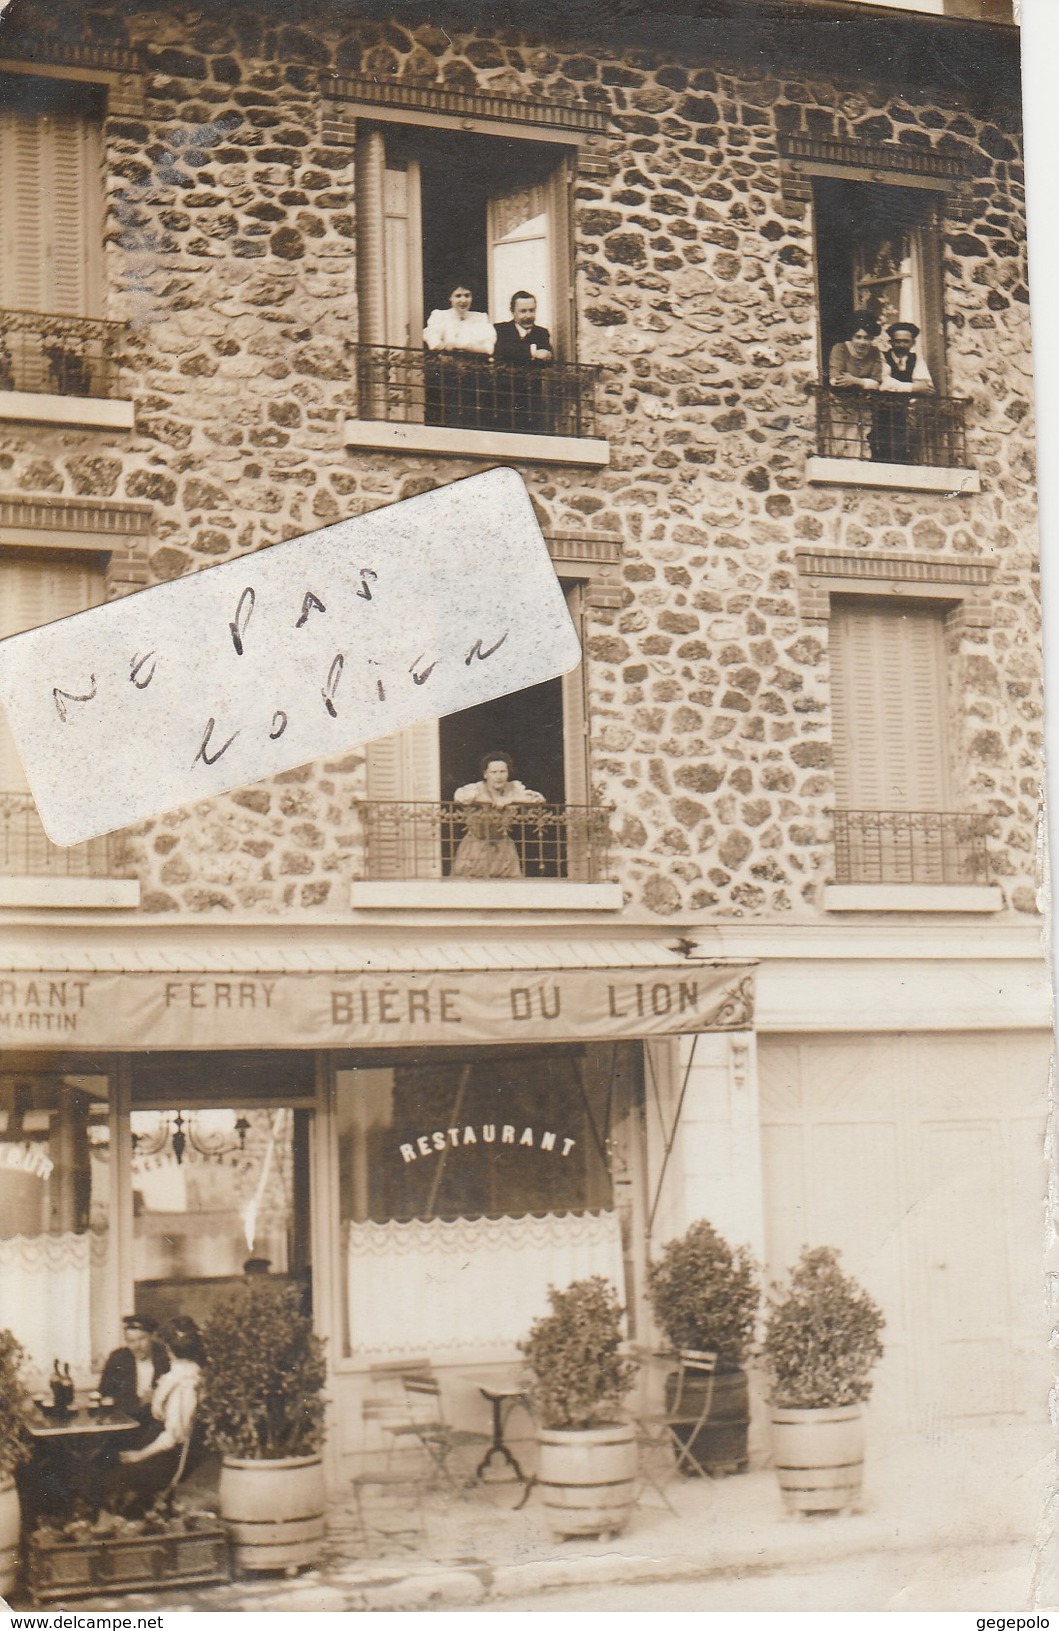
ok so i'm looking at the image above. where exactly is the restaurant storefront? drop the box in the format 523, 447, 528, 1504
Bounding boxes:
0, 934, 754, 1470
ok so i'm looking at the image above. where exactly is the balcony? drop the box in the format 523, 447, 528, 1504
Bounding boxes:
826, 808, 1001, 913
351, 801, 621, 911
0, 310, 132, 431
0, 792, 139, 908
807, 387, 978, 494
344, 345, 609, 468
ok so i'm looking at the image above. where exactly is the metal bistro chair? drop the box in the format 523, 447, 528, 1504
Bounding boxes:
350, 1362, 436, 1549
397, 1367, 492, 1494
629, 1347, 719, 1502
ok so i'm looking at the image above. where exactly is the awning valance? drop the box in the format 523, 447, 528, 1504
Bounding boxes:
0, 942, 754, 1049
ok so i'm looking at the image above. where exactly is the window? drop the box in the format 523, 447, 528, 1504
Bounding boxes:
829, 598, 986, 883
812, 179, 970, 472
0, 74, 115, 400
0, 1067, 113, 1382
336, 1042, 640, 1356
0, 551, 106, 876
361, 583, 606, 883
351, 123, 601, 442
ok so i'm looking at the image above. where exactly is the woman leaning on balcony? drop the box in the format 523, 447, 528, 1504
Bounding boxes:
452, 752, 545, 879
422, 282, 497, 429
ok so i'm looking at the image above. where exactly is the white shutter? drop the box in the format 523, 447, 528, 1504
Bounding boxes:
365, 723, 440, 878
0, 102, 101, 316
0, 556, 103, 790
487, 178, 552, 334
830, 600, 948, 811
382, 155, 423, 349
561, 584, 589, 808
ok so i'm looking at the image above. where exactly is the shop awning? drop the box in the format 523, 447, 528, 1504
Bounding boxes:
0, 933, 755, 1049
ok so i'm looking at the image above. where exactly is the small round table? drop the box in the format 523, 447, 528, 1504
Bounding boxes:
474, 1381, 530, 1484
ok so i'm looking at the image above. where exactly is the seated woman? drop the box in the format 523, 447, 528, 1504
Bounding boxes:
422, 283, 496, 428
451, 752, 546, 879
108, 1315, 205, 1511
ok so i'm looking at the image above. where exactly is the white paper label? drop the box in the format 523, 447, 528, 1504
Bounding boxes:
0, 468, 581, 846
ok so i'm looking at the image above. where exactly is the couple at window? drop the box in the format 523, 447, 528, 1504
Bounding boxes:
828, 311, 935, 464
422, 284, 553, 432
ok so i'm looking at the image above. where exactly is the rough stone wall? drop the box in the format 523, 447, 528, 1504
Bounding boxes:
0, 1, 1040, 918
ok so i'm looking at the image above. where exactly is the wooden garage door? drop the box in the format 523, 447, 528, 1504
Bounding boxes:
759, 1032, 1049, 1429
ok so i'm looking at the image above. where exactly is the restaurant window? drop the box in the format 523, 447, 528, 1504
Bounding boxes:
337, 1043, 642, 1357
0, 1066, 113, 1384
129, 1052, 315, 1334
0, 74, 119, 399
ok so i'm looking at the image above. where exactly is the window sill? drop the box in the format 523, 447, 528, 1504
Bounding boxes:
349, 879, 624, 911
0, 876, 141, 908
806, 456, 980, 494
823, 883, 1003, 913
0, 391, 134, 431
343, 418, 610, 468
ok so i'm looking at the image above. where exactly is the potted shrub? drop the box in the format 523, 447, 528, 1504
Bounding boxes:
518, 1276, 637, 1540
645, 1218, 760, 1475
0, 1329, 32, 1597
198, 1280, 328, 1574
763, 1245, 885, 1514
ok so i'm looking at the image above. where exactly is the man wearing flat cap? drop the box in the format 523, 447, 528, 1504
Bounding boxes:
99, 1314, 169, 1423
876, 321, 934, 462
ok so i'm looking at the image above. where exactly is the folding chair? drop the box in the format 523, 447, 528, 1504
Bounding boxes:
397, 1368, 491, 1493
625, 1347, 681, 1514
350, 1379, 429, 1550
665, 1349, 719, 1479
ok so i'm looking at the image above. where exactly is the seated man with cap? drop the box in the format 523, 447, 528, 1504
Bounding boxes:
99, 1315, 170, 1423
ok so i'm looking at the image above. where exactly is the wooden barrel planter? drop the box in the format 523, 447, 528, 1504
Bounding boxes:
770, 1405, 865, 1514
536, 1423, 637, 1540
665, 1367, 750, 1476
219, 1454, 326, 1574
0, 1476, 20, 1598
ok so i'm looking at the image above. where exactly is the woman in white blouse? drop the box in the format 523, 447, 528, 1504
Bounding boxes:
422, 283, 496, 427
111, 1316, 204, 1506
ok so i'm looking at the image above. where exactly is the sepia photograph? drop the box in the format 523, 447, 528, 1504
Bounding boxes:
0, 0, 1051, 1615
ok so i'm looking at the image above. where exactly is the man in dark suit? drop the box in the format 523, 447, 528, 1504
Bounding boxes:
492, 291, 553, 432
99, 1314, 169, 1424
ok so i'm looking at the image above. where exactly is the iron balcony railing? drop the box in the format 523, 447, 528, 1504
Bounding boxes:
360, 800, 614, 882
832, 809, 990, 886
0, 309, 126, 399
350, 343, 601, 439
812, 385, 969, 468
0, 792, 123, 879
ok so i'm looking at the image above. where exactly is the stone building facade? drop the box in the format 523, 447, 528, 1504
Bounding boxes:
0, 0, 1048, 1462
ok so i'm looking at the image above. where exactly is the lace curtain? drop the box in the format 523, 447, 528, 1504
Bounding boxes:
346, 1208, 625, 1355
0, 1231, 94, 1378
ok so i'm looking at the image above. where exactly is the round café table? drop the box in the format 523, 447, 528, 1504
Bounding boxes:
22, 1401, 141, 1521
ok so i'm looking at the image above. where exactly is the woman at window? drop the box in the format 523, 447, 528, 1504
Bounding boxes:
827, 312, 883, 460
451, 752, 545, 879
422, 283, 496, 429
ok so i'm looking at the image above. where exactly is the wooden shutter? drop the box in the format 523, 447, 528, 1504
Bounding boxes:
0, 102, 102, 316
355, 128, 423, 349
365, 723, 440, 878
0, 556, 103, 790
829, 600, 949, 811
561, 584, 589, 807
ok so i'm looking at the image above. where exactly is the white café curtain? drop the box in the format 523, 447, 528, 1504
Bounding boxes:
346, 1209, 625, 1356
0, 1231, 94, 1379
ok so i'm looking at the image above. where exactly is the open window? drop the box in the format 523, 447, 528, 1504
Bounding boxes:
814, 178, 946, 391
356, 123, 572, 357
362, 582, 600, 883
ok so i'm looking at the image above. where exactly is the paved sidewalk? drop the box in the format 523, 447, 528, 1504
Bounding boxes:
4, 1419, 1051, 1612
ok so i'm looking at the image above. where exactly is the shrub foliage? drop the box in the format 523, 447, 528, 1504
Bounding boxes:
763, 1246, 885, 1409
645, 1218, 760, 1370
198, 1281, 327, 1459
519, 1276, 635, 1431
0, 1328, 32, 1480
